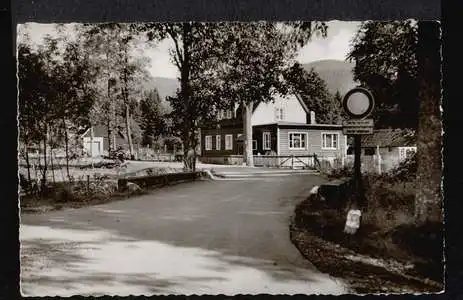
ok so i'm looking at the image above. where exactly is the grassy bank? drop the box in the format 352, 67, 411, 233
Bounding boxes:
20, 177, 147, 213
291, 155, 444, 293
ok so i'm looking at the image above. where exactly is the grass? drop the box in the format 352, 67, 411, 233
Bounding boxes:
19, 175, 147, 213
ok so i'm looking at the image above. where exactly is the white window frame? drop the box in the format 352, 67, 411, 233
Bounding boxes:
225, 134, 233, 150
263, 132, 271, 150
215, 135, 221, 151
288, 132, 307, 150
205, 135, 212, 151
398, 146, 417, 160
321, 132, 339, 150
275, 107, 285, 121
252, 140, 257, 151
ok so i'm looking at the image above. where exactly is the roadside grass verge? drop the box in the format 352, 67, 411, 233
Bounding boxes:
291, 154, 444, 293
19, 178, 147, 213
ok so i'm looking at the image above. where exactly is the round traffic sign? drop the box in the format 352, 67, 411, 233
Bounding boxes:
342, 87, 375, 119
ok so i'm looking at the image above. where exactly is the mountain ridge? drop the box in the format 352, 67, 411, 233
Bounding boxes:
142, 59, 358, 112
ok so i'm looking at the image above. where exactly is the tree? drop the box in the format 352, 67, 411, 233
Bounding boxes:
138, 89, 166, 147
211, 22, 328, 166
52, 29, 97, 179
82, 23, 151, 159
348, 21, 442, 223
140, 22, 225, 171
285, 62, 343, 124
139, 22, 328, 169
347, 20, 419, 129
17, 42, 51, 186
80, 24, 123, 154
414, 21, 442, 224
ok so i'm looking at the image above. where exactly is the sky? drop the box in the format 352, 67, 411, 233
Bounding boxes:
18, 21, 361, 79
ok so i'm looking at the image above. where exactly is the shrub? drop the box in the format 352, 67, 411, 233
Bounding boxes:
388, 152, 417, 182
55, 184, 77, 203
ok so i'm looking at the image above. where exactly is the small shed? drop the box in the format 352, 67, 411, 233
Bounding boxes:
347, 128, 416, 172
81, 125, 128, 157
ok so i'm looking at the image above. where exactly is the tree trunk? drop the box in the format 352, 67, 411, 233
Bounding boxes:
50, 146, 56, 185
125, 103, 134, 160
90, 125, 94, 157
243, 101, 254, 166
62, 117, 70, 181
180, 22, 193, 171
107, 119, 112, 155
414, 21, 442, 224
41, 125, 48, 190
107, 78, 113, 154
24, 140, 32, 184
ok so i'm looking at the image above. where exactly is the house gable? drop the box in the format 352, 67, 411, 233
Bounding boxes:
251, 94, 309, 126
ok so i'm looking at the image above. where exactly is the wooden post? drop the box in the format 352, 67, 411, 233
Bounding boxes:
376, 145, 382, 174
90, 126, 94, 170
353, 135, 365, 208
87, 175, 90, 192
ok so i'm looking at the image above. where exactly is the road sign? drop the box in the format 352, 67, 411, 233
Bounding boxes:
342, 119, 374, 135
342, 87, 375, 119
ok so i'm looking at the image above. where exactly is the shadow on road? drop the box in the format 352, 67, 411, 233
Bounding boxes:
20, 174, 345, 296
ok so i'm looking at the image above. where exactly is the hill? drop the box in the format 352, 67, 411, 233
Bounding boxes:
302, 59, 358, 96
142, 60, 357, 113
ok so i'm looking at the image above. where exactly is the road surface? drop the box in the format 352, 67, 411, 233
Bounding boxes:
20, 174, 347, 296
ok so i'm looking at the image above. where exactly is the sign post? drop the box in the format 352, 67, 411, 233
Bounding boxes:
342, 87, 375, 234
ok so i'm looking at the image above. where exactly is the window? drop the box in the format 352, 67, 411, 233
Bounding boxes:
205, 136, 212, 151
399, 147, 417, 160
289, 133, 307, 149
364, 148, 375, 156
263, 132, 271, 150
226, 109, 233, 119
275, 107, 285, 121
225, 134, 233, 150
322, 133, 339, 150
252, 140, 257, 150
217, 109, 226, 120
216, 135, 221, 151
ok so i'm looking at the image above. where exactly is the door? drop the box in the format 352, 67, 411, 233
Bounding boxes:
83, 137, 103, 157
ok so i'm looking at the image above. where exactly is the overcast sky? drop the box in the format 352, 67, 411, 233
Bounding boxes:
19, 21, 361, 79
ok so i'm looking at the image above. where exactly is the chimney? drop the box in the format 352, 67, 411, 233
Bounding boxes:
310, 111, 316, 124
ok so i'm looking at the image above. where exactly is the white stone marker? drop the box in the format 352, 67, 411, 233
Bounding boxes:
344, 209, 362, 234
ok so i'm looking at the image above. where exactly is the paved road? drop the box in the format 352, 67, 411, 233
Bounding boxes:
20, 174, 347, 296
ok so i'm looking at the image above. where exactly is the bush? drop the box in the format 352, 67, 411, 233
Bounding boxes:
388, 152, 417, 182
55, 184, 77, 203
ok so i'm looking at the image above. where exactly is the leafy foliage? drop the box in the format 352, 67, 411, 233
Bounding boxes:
137, 89, 167, 146
347, 20, 419, 129
285, 62, 344, 124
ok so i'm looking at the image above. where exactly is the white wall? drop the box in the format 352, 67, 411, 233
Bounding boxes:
252, 94, 307, 126
82, 137, 104, 157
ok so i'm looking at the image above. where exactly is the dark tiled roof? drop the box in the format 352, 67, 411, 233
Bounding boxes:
361, 129, 416, 147
82, 125, 127, 140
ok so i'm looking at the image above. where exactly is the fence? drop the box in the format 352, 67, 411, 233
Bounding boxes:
137, 151, 180, 162
253, 155, 319, 169
344, 154, 403, 174
199, 154, 320, 169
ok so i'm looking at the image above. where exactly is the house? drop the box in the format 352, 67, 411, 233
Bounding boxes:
81, 125, 129, 157
199, 93, 348, 168
346, 128, 417, 173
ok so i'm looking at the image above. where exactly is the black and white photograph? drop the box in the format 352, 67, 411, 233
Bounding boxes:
17, 20, 443, 296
